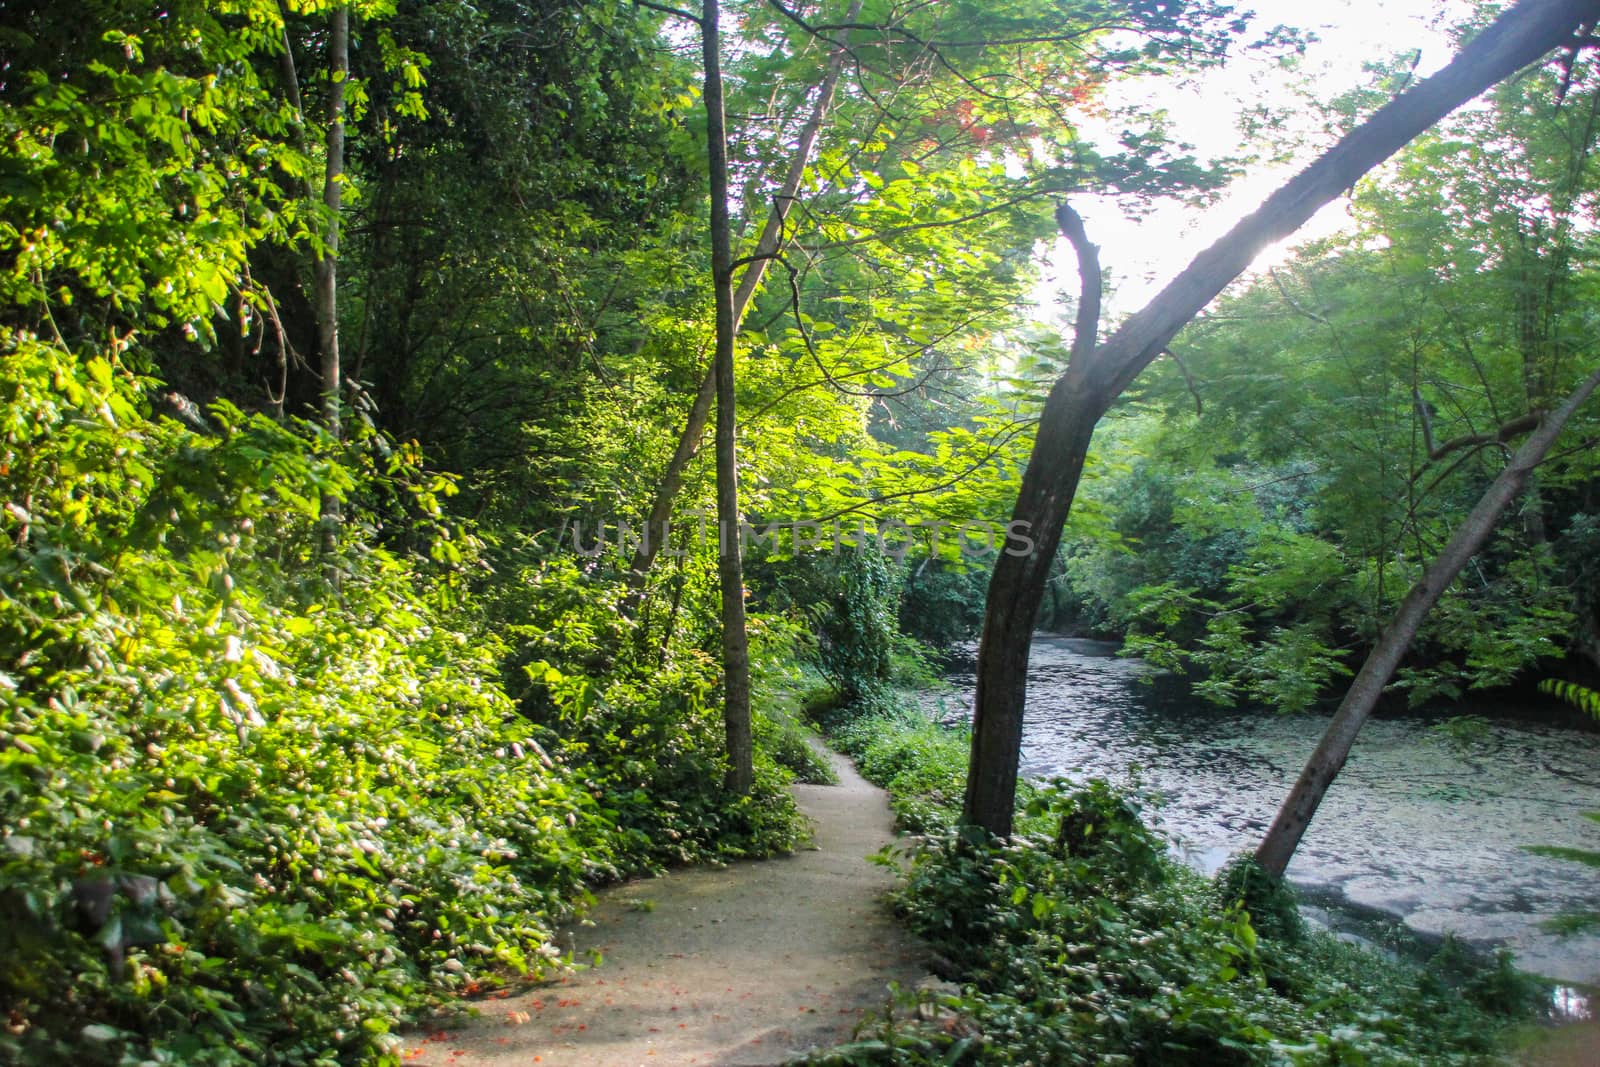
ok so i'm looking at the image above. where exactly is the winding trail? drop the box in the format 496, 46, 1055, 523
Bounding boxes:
408, 747, 929, 1066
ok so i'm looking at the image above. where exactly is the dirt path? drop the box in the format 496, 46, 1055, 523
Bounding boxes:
407, 747, 929, 1066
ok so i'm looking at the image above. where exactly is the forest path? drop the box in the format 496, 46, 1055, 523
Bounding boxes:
407, 746, 929, 1066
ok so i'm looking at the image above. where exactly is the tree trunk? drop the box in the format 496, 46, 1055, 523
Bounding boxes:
626, 0, 862, 592
701, 0, 754, 794
315, 6, 349, 578
1575, 609, 1600, 677
962, 0, 1600, 838
964, 203, 1101, 837
964, 381, 1099, 835
1255, 359, 1600, 877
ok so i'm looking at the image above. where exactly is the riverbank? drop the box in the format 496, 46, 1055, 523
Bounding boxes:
405, 691, 1584, 1065
813, 692, 1564, 1065
919, 635, 1600, 989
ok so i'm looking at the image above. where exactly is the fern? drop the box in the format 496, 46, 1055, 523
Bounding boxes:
1538, 678, 1600, 720
1528, 685, 1600, 935
1524, 845, 1600, 870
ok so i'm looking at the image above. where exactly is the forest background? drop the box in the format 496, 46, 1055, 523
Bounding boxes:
3, 0, 1599, 1062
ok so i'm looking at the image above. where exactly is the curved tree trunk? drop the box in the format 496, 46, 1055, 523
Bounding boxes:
962, 0, 1600, 839
964, 382, 1099, 832
1254, 360, 1600, 876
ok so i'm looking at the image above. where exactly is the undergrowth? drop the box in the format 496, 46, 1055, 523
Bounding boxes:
807, 694, 1545, 1066
0, 348, 810, 1064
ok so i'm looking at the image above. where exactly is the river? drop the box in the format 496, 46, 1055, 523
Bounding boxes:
920, 634, 1600, 989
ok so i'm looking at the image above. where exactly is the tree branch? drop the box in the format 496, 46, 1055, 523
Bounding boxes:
1165, 348, 1204, 415
796, 188, 1057, 254
1081, 0, 1600, 401
1421, 409, 1543, 464
634, 0, 702, 24
1269, 268, 1330, 324
798, 417, 1040, 526
1054, 203, 1101, 365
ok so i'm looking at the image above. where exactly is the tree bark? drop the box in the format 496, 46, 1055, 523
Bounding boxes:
1575, 608, 1600, 676
701, 0, 754, 794
1255, 358, 1600, 877
627, 0, 862, 591
961, 0, 1600, 839
316, 6, 349, 580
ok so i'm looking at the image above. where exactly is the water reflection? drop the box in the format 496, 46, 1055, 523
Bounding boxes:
923, 635, 1600, 988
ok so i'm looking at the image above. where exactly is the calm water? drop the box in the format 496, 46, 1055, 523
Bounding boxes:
921, 635, 1600, 988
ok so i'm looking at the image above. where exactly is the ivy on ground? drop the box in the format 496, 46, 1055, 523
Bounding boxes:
811, 695, 1546, 1066
0, 346, 808, 1065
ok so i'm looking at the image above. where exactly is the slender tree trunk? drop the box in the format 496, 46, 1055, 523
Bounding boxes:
315, 6, 349, 578
962, 0, 1600, 838
626, 0, 863, 593
701, 0, 754, 794
1255, 360, 1600, 876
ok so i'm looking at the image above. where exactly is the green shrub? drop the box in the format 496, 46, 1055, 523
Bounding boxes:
474, 538, 812, 871
831, 709, 968, 834
1032, 777, 1166, 891
754, 708, 838, 785
1213, 854, 1305, 944
750, 549, 902, 703
0, 347, 809, 1063
0, 348, 609, 1063
809, 692, 1542, 1066
523, 652, 809, 869
1421, 938, 1548, 1020
897, 559, 987, 651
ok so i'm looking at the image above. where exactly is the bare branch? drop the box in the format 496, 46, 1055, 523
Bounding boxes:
634, 0, 702, 24
796, 188, 1056, 254
779, 257, 946, 399
1269, 268, 1329, 324
1054, 203, 1101, 365
1423, 409, 1543, 464
1165, 348, 1204, 416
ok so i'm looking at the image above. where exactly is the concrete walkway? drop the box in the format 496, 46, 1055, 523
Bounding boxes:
407, 747, 928, 1066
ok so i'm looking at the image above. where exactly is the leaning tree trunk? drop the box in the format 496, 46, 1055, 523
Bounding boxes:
967, 204, 1101, 831
626, 0, 862, 592
962, 0, 1600, 838
315, 6, 349, 580
1254, 360, 1600, 876
701, 0, 754, 794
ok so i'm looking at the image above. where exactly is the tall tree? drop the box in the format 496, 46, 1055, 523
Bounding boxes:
625, 0, 863, 589
962, 0, 1600, 838
700, 0, 755, 793
316, 5, 350, 572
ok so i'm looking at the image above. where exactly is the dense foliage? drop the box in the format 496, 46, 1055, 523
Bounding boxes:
0, 1, 807, 1059
0, 342, 812, 1064
1058, 47, 1600, 710
3, 0, 1597, 1061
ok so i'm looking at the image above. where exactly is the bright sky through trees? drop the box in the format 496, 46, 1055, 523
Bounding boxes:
1043, 0, 1472, 315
